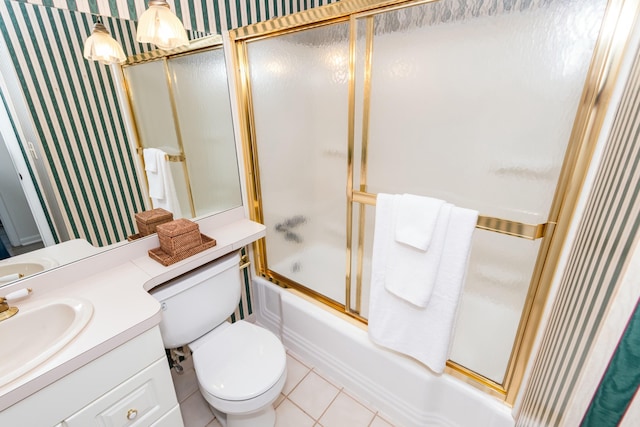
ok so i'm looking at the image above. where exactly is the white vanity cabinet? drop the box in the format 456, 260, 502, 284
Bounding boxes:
0, 327, 183, 427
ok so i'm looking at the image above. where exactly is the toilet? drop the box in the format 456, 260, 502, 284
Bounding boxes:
150, 251, 286, 427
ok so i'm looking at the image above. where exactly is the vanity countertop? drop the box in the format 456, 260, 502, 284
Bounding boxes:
0, 209, 265, 412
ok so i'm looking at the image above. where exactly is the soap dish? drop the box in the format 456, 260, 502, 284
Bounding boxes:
148, 234, 217, 266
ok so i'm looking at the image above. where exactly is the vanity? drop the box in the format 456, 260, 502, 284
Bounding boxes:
0, 208, 265, 426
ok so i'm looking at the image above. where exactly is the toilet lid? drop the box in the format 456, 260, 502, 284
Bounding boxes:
192, 321, 286, 401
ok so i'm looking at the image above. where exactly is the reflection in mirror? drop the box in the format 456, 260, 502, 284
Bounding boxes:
0, 0, 241, 288
122, 39, 242, 221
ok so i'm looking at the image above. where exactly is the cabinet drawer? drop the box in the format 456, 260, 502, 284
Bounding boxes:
63, 357, 177, 427
150, 405, 183, 427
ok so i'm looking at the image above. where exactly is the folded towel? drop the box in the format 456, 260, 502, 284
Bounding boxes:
385, 202, 452, 307
368, 193, 478, 373
395, 194, 445, 251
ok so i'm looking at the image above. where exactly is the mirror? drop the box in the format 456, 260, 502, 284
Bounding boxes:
0, 0, 243, 287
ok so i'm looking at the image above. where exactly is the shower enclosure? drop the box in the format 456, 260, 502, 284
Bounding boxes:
231, 0, 621, 402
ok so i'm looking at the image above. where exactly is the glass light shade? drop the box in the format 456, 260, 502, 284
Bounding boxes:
136, 1, 189, 50
83, 22, 126, 65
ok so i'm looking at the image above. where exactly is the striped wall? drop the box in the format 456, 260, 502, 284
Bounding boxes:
12, 0, 340, 34
515, 41, 640, 426
0, 0, 334, 247
0, 1, 152, 245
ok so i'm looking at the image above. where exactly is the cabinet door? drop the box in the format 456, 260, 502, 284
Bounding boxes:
150, 405, 183, 427
63, 358, 179, 427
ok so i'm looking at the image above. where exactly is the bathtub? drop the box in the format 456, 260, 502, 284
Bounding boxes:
253, 276, 515, 427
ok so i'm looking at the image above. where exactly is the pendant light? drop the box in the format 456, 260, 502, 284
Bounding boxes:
136, 0, 189, 50
83, 19, 126, 65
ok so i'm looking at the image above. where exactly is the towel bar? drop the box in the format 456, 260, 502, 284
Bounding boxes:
351, 191, 549, 240
135, 146, 186, 162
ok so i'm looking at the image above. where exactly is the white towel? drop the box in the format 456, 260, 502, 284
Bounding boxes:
385, 201, 452, 308
368, 193, 477, 374
395, 194, 445, 251
143, 148, 158, 173
142, 148, 182, 218
143, 148, 164, 199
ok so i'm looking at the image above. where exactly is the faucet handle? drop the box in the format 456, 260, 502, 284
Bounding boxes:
4, 288, 32, 302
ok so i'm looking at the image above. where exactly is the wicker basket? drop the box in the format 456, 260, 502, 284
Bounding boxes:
148, 234, 217, 266
156, 219, 202, 256
135, 208, 173, 236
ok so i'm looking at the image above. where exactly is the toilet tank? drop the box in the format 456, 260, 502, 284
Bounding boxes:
149, 251, 241, 349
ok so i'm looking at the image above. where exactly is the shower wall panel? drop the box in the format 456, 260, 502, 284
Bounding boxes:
354, 0, 608, 383
247, 23, 350, 304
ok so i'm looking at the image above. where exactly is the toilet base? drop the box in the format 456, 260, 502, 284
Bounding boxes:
209, 403, 276, 427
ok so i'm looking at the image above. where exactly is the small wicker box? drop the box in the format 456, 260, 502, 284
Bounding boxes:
135, 208, 173, 236
156, 219, 202, 256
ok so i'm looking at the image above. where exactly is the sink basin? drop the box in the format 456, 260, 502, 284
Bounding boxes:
0, 297, 93, 386
0, 258, 58, 284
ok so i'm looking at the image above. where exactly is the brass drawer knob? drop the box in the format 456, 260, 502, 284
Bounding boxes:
127, 409, 138, 420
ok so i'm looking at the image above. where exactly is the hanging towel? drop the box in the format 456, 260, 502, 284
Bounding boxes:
395, 194, 445, 251
368, 193, 478, 374
143, 148, 164, 199
385, 201, 452, 308
142, 148, 182, 218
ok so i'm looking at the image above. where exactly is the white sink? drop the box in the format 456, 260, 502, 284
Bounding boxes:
0, 297, 93, 386
0, 258, 58, 284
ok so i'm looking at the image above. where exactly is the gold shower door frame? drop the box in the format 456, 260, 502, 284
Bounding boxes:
230, 0, 639, 404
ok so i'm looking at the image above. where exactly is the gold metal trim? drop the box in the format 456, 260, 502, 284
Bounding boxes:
229, 0, 422, 41
345, 16, 358, 315
445, 361, 506, 398
353, 17, 375, 315
162, 58, 196, 218
352, 190, 548, 240
123, 35, 224, 66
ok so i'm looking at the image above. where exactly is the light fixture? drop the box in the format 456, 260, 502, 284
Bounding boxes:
136, 0, 189, 50
83, 19, 126, 65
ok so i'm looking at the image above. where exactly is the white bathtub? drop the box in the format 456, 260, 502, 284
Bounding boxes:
253, 276, 515, 427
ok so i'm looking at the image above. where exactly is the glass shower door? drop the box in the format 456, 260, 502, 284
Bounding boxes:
245, 22, 351, 305
351, 0, 608, 384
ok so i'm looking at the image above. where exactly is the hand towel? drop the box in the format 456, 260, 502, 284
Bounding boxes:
395, 194, 445, 251
385, 202, 452, 308
143, 148, 164, 199
368, 194, 478, 374
143, 147, 158, 173
143, 148, 182, 218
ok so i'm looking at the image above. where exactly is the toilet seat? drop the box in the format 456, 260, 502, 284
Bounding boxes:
191, 321, 287, 404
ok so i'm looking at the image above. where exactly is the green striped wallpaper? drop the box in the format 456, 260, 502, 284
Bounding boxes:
12, 0, 339, 34
0, 0, 334, 246
516, 42, 640, 426
0, 1, 149, 245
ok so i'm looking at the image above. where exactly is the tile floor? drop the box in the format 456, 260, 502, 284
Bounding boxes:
172, 350, 396, 427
